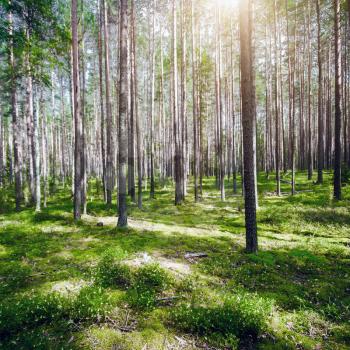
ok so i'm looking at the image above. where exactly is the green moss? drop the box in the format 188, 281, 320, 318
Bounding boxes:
0, 172, 349, 348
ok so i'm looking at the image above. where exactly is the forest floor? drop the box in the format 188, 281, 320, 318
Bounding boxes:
0, 172, 349, 350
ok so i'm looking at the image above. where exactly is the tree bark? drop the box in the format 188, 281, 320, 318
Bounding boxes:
72, 0, 83, 220
117, 0, 128, 227
334, 0, 342, 200
98, 0, 106, 201
9, 6, 23, 211
273, 0, 281, 196
239, 0, 258, 253
103, 0, 114, 206
316, 0, 324, 184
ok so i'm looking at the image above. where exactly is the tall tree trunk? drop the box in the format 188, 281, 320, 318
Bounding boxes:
117, 0, 128, 227
149, 0, 155, 199
273, 0, 281, 196
98, 0, 106, 201
131, 0, 142, 209
307, 0, 313, 180
180, 0, 187, 198
128, 0, 136, 202
239, 0, 258, 253
41, 93, 48, 208
316, 0, 324, 184
72, 0, 83, 220
334, 0, 342, 200
173, 0, 183, 205
103, 0, 114, 206
25, 49, 35, 204
9, 6, 23, 211
191, 0, 199, 201
34, 90, 41, 212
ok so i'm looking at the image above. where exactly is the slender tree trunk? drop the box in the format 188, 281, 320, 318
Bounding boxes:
149, 0, 155, 199
72, 0, 83, 220
173, 0, 183, 205
98, 0, 106, 201
9, 7, 23, 211
316, 0, 324, 184
25, 50, 35, 204
117, 0, 128, 227
41, 93, 48, 208
273, 0, 281, 196
307, 0, 313, 180
34, 90, 41, 212
334, 0, 342, 200
239, 0, 258, 253
191, 0, 199, 201
128, 1, 136, 202
103, 0, 114, 206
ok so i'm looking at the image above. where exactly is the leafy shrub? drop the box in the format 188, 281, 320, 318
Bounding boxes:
69, 285, 113, 321
126, 288, 157, 310
0, 262, 32, 295
134, 263, 172, 292
341, 164, 350, 183
0, 293, 68, 338
171, 292, 273, 339
0, 286, 113, 338
126, 263, 173, 310
94, 248, 132, 288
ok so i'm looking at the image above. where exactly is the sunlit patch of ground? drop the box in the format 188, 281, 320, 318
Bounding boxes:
0, 173, 350, 349
51, 279, 91, 296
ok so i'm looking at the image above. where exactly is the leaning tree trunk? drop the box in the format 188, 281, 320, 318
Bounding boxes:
117, 0, 128, 227
239, 0, 258, 253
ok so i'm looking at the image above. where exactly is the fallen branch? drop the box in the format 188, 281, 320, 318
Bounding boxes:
184, 252, 208, 259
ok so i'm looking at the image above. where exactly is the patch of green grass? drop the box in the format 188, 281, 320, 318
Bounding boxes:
170, 291, 273, 345
0, 172, 349, 349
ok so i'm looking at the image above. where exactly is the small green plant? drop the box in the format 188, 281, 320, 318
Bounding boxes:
126, 263, 173, 310
69, 285, 114, 321
171, 292, 274, 340
0, 286, 113, 339
0, 262, 32, 295
0, 293, 68, 338
94, 248, 132, 288
126, 288, 157, 310
134, 263, 172, 292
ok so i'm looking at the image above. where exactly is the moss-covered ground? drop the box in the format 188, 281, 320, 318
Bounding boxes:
0, 172, 349, 349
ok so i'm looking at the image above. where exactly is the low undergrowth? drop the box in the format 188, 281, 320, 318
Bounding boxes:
0, 173, 349, 349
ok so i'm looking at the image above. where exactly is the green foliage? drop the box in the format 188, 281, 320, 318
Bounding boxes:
94, 248, 132, 288
0, 173, 349, 348
0, 293, 68, 338
69, 285, 114, 321
0, 262, 32, 294
126, 288, 157, 310
134, 263, 172, 293
341, 164, 350, 183
171, 292, 274, 341
0, 285, 113, 340
126, 263, 173, 310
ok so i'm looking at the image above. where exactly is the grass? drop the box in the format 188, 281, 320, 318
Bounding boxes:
0, 172, 349, 349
